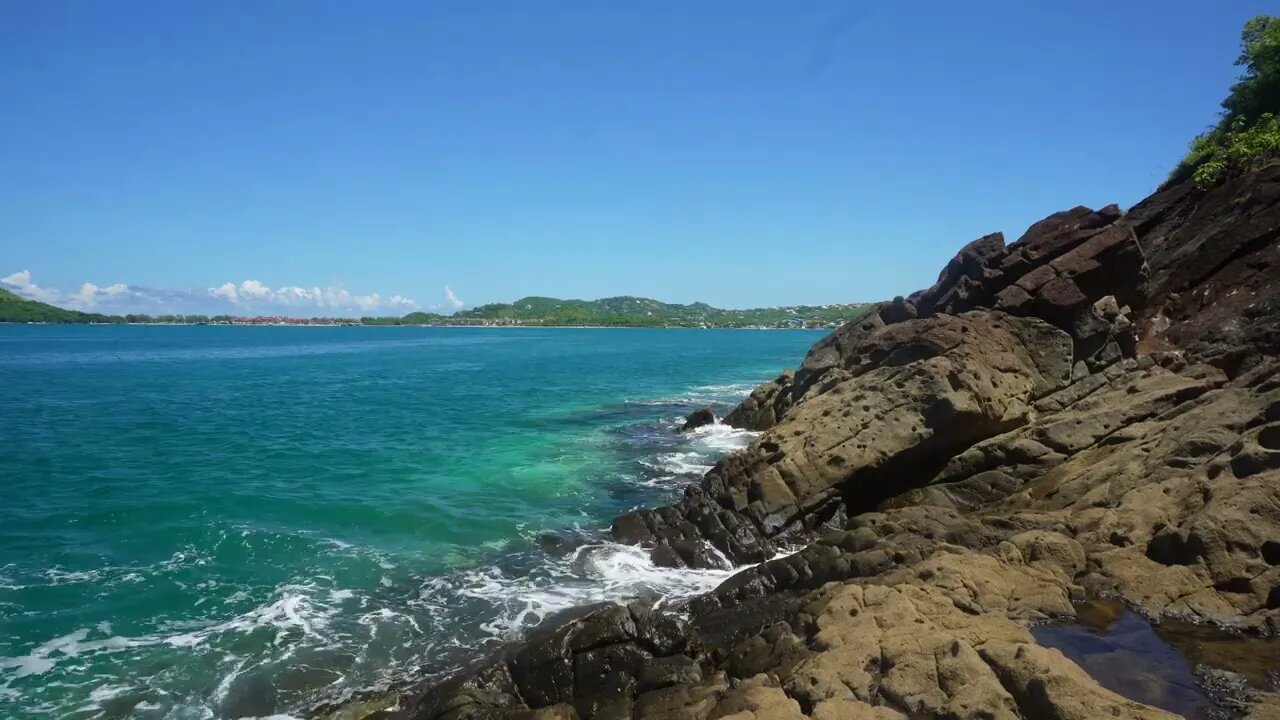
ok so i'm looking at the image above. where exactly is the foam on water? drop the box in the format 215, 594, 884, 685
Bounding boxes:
422, 539, 743, 644
633, 421, 757, 489
686, 421, 758, 452
1, 409, 760, 718
0, 326, 821, 719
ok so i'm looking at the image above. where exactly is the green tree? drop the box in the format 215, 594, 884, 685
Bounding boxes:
1222, 16, 1280, 125
1172, 15, 1280, 187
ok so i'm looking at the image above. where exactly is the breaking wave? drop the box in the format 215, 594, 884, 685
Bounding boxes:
0, 378, 766, 719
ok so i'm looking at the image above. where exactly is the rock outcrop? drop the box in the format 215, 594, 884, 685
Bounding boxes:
615, 200, 1151, 570
615, 312, 1076, 568
722, 372, 794, 432
1128, 160, 1280, 375
682, 407, 716, 432
380, 163, 1280, 720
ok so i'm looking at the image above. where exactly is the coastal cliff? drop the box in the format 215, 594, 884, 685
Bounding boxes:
366, 160, 1280, 720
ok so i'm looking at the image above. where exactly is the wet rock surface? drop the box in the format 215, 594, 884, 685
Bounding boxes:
373, 164, 1280, 719
682, 407, 716, 432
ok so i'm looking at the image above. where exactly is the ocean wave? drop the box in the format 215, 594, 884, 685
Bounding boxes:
164, 583, 343, 649
624, 380, 760, 409
638, 451, 713, 478
691, 382, 758, 394
418, 540, 743, 643
630, 421, 757, 489
0, 374, 774, 718
686, 421, 757, 452
0, 574, 369, 717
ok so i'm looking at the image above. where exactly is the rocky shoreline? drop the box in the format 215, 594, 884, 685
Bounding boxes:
348, 162, 1280, 720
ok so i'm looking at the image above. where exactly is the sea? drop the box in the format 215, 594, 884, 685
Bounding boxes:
0, 325, 824, 719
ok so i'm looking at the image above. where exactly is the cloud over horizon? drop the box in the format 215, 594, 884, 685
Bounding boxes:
0, 271, 458, 317
444, 285, 464, 310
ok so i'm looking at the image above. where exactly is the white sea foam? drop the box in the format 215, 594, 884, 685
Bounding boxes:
1, 579, 353, 691
42, 567, 104, 585
87, 684, 129, 703
627, 379, 759, 408
632, 421, 757, 489
687, 421, 757, 452
0, 628, 154, 681
692, 382, 758, 394
0, 574, 373, 719
1, 376, 775, 718
165, 585, 340, 648
639, 451, 713, 477
417, 539, 749, 643
212, 657, 248, 706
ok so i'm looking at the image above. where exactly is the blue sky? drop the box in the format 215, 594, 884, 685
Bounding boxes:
0, 1, 1272, 315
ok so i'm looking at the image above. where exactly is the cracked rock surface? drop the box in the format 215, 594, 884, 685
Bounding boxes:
378, 164, 1280, 719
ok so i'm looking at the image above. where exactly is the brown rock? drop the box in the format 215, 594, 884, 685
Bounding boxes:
385, 165, 1280, 720
681, 406, 715, 432
723, 372, 794, 431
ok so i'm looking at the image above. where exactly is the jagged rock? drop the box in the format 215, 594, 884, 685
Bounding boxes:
616, 311, 1074, 569
724, 200, 1147, 429
681, 407, 715, 432
790, 310, 886, 403
914, 231, 1008, 315
723, 373, 793, 431
386, 165, 1280, 720
1131, 160, 1280, 375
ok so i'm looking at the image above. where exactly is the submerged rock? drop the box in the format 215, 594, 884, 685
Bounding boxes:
536, 529, 591, 557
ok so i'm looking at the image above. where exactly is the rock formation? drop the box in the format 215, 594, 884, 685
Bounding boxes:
378, 163, 1280, 719
682, 407, 716, 432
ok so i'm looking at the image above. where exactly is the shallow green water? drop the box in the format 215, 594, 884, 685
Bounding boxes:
0, 325, 822, 718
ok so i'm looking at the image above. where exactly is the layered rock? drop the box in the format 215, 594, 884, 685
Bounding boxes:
614, 311, 1075, 568
765, 202, 1145, 416
617, 201, 1149, 570
380, 163, 1280, 720
722, 372, 794, 432
1128, 160, 1280, 375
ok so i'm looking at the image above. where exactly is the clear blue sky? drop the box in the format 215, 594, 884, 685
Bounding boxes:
0, 1, 1273, 315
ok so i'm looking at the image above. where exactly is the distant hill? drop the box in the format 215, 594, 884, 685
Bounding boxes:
0, 288, 117, 323
450, 296, 873, 328
0, 287, 873, 328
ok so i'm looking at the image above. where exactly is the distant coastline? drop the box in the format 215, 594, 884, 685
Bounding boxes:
0, 289, 874, 330
0, 320, 834, 330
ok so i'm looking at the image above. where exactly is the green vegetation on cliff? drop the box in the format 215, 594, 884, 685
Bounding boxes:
360, 313, 444, 325
0, 288, 121, 323
1173, 15, 1280, 188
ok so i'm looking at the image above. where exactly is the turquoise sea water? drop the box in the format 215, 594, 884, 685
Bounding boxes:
0, 325, 823, 719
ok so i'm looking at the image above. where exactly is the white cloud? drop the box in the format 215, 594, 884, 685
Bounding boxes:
4, 270, 419, 317
198, 280, 419, 315
237, 280, 272, 300
444, 285, 464, 309
206, 281, 419, 315
75, 282, 128, 308
210, 282, 239, 303
1, 270, 61, 303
